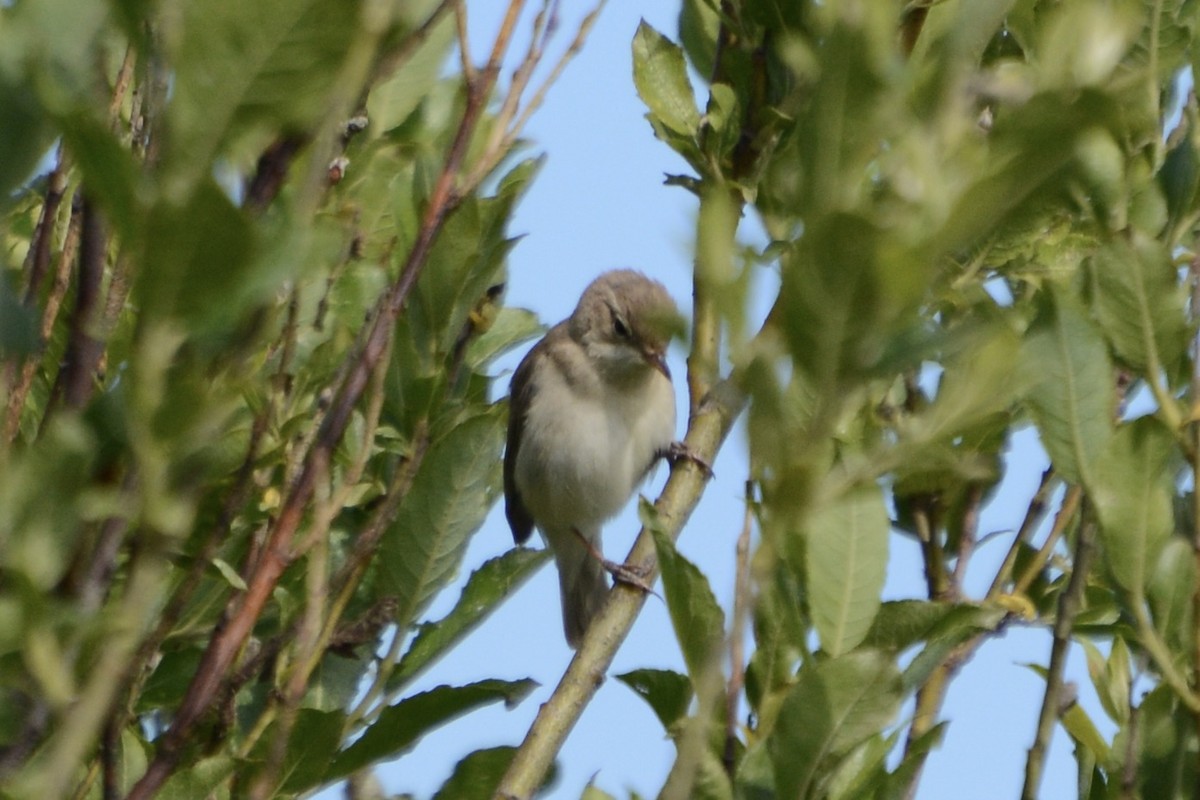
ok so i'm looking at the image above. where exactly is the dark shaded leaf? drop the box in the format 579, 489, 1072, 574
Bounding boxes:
615, 668, 694, 733
327, 679, 537, 782
389, 547, 550, 691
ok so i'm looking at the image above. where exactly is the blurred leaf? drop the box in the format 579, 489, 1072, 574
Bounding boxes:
779, 214, 931, 399
158, 755, 237, 799
1060, 701, 1112, 768
1020, 289, 1113, 489
0, 271, 37, 357
900, 605, 1006, 691
935, 91, 1116, 254
327, 679, 537, 782
1161, 119, 1199, 239
615, 668, 694, 733
136, 180, 258, 330
367, 14, 455, 134
1147, 537, 1196, 653
1088, 235, 1188, 374
633, 21, 700, 137
0, 78, 54, 201
678, 0, 719, 79
430, 746, 554, 800
805, 486, 889, 657
381, 407, 505, 630
770, 650, 902, 800
165, 0, 362, 191
1092, 417, 1173, 597
645, 501, 726, 683
389, 547, 550, 691
279, 709, 346, 792
59, 114, 141, 239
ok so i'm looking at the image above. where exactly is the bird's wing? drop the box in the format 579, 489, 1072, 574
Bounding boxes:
504, 336, 541, 545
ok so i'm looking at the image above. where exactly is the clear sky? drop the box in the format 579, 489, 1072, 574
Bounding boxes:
342, 2, 1114, 798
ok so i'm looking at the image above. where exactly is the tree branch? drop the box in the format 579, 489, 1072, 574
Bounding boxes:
1021, 502, 1096, 800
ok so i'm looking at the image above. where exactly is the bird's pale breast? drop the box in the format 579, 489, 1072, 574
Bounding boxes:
515, 361, 675, 532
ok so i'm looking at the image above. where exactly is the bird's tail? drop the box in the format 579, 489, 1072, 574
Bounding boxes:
556, 538, 609, 648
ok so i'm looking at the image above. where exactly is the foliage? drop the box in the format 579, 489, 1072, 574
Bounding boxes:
6, 0, 1200, 798
0, 0, 565, 797
604, 0, 1200, 798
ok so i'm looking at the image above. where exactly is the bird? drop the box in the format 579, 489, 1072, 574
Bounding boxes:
503, 269, 701, 647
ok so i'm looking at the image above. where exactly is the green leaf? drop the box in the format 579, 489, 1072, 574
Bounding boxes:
210, 557, 247, 591
645, 501, 726, 682
1147, 537, 1196, 653
381, 407, 505, 629
431, 746, 549, 800
1088, 235, 1187, 374
0, 77, 54, 202
327, 679, 537, 782
279, 709, 346, 792
805, 486, 889, 657
633, 21, 701, 137
367, 13, 455, 134
165, 0, 362, 191
136, 180, 258, 330
678, 0, 719, 79
770, 650, 902, 800
389, 547, 550, 691
158, 755, 237, 799
1060, 702, 1112, 767
900, 605, 1006, 691
1161, 122, 1200, 239
1020, 289, 1113, 489
1091, 417, 1174, 596
615, 668, 694, 732
466, 307, 544, 371
0, 270, 37, 357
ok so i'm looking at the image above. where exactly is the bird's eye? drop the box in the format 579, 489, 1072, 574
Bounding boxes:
613, 315, 631, 338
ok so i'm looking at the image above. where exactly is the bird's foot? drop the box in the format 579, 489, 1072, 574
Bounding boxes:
572, 528, 655, 594
600, 558, 655, 594
661, 440, 714, 478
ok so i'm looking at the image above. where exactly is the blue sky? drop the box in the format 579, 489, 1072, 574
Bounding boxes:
349, 2, 1112, 798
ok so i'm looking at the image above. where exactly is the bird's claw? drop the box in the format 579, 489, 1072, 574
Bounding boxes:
661, 440, 714, 479
601, 559, 655, 594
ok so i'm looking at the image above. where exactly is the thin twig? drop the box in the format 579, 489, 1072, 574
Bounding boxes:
724, 480, 754, 773
1021, 502, 1096, 800
985, 468, 1056, 599
21, 146, 70, 305
45, 194, 106, 417
4, 195, 82, 441
950, 483, 984, 592
1011, 486, 1082, 598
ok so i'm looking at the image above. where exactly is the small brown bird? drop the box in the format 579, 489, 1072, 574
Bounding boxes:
504, 270, 685, 647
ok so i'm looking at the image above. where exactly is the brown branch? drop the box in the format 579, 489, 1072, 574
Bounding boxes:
21, 148, 70, 305
4, 195, 82, 441
1021, 502, 1096, 799
45, 194, 107, 417
244, 134, 308, 214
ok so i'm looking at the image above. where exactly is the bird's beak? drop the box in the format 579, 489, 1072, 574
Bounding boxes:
643, 349, 670, 379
